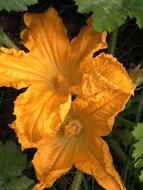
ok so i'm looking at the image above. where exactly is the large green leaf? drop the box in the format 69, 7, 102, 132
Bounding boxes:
75, 0, 127, 32
91, 1, 127, 32
3, 176, 34, 190
0, 141, 34, 189
0, 141, 26, 182
132, 123, 143, 182
124, 0, 143, 28
0, 0, 38, 12
75, 0, 143, 32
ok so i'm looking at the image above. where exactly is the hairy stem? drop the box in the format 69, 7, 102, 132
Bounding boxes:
105, 135, 127, 164
71, 171, 83, 190
0, 25, 18, 49
135, 88, 143, 124
108, 28, 118, 55
106, 28, 128, 163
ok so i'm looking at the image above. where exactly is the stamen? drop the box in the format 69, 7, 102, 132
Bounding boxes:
55, 74, 72, 92
64, 119, 83, 137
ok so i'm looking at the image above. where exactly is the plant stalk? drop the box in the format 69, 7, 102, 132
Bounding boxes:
135, 87, 143, 124
108, 28, 118, 55
71, 171, 83, 190
105, 135, 127, 164
106, 28, 128, 163
0, 26, 18, 49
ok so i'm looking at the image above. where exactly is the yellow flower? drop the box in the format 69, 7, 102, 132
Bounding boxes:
33, 90, 128, 190
0, 7, 135, 190
0, 7, 134, 149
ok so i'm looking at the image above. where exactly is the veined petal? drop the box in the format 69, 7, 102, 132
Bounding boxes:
71, 53, 135, 96
33, 133, 74, 190
75, 137, 125, 190
11, 83, 71, 149
21, 7, 69, 74
72, 90, 131, 137
0, 48, 52, 89
66, 18, 107, 73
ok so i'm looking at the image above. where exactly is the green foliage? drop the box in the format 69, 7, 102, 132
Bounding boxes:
75, 0, 143, 32
113, 128, 133, 150
0, 141, 34, 189
132, 123, 143, 182
3, 176, 34, 190
0, 0, 38, 12
75, 0, 127, 32
124, 0, 143, 28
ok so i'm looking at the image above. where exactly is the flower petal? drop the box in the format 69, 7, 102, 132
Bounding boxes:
11, 83, 71, 149
72, 90, 131, 137
0, 48, 52, 89
71, 53, 135, 96
33, 133, 74, 190
66, 18, 107, 73
75, 137, 126, 190
21, 7, 69, 74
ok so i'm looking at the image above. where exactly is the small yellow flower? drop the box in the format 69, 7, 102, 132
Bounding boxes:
0, 7, 134, 149
33, 90, 128, 190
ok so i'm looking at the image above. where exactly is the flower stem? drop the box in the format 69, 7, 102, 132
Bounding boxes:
135, 87, 143, 124
0, 25, 18, 49
71, 171, 83, 190
105, 135, 127, 164
108, 28, 118, 55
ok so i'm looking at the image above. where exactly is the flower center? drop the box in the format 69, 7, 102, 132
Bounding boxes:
55, 75, 72, 92
64, 119, 83, 137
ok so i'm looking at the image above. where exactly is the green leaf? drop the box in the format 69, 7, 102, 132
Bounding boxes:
75, 0, 143, 31
0, 141, 27, 181
0, 141, 34, 189
139, 171, 143, 182
123, 0, 143, 28
75, 0, 127, 32
112, 128, 133, 150
4, 176, 34, 190
0, 0, 38, 12
0, 141, 27, 182
132, 123, 143, 182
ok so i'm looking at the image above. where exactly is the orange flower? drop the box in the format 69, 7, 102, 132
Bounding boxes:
0, 7, 135, 190
0, 7, 134, 149
33, 90, 128, 190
